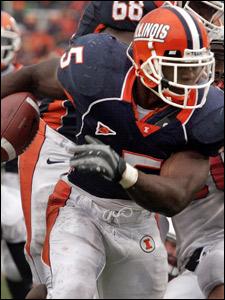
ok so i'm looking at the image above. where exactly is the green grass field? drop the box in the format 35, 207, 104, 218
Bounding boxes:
1, 276, 12, 300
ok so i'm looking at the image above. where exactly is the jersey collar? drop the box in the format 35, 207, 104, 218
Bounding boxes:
120, 67, 198, 137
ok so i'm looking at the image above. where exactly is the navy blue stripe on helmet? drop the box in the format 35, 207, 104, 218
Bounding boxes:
164, 6, 193, 49
188, 12, 204, 49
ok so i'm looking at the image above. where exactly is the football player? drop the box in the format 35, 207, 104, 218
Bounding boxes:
18, 62, 77, 289
75, 1, 170, 44
1, 9, 76, 300
15, 1, 169, 292
6, 4, 224, 294
164, 152, 224, 299
76, 0, 216, 56
164, 37, 224, 300
2, 5, 224, 299
177, 1, 224, 41
76, 1, 224, 42
76, 6, 224, 298
211, 38, 224, 90
164, 220, 179, 282
163, 9, 224, 298
1, 11, 33, 299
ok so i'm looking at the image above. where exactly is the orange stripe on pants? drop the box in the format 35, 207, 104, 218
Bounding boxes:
19, 119, 47, 258
42, 179, 72, 267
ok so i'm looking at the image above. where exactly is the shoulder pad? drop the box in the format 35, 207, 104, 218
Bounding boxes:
187, 87, 224, 155
59, 33, 129, 97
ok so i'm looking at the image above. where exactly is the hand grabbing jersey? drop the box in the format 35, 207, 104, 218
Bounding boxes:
70, 136, 138, 189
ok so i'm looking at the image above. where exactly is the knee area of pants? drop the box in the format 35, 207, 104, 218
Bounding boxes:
50, 281, 96, 299
198, 249, 224, 279
1, 255, 22, 281
197, 250, 224, 297
2, 267, 22, 282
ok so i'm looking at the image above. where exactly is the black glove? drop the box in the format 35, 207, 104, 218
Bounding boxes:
70, 135, 127, 182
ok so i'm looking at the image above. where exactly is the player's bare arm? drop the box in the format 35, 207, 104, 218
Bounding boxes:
69, 136, 210, 217
1, 58, 65, 100
127, 150, 210, 217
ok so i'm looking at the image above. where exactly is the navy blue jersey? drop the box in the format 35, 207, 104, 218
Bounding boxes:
58, 33, 224, 200
186, 87, 224, 157
75, 1, 162, 37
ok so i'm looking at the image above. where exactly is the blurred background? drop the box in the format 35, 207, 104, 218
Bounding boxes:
1, 1, 90, 65
1, 3, 90, 298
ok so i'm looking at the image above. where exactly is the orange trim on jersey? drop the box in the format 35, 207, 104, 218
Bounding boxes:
121, 67, 136, 103
42, 179, 72, 267
136, 103, 173, 137
94, 23, 106, 33
176, 90, 197, 124
121, 68, 197, 135
121, 67, 141, 120
63, 88, 76, 109
13, 62, 23, 70
210, 155, 224, 191
195, 185, 209, 200
154, 1, 176, 7
122, 68, 171, 136
19, 118, 47, 259
136, 122, 161, 137
42, 100, 66, 131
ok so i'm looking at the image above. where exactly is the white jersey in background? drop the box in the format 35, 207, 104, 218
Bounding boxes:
164, 153, 224, 299
173, 153, 224, 271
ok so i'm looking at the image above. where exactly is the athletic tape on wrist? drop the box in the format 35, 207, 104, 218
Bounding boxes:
119, 163, 138, 189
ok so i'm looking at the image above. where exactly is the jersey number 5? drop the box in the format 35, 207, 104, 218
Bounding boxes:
112, 1, 144, 21
60, 47, 84, 69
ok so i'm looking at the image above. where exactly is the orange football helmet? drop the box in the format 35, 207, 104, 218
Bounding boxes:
128, 6, 215, 109
1, 11, 21, 68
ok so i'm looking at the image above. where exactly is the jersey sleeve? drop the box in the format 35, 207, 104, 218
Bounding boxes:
186, 87, 224, 156
57, 33, 129, 114
75, 2, 101, 37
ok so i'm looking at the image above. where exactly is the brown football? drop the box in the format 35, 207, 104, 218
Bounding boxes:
1, 92, 40, 162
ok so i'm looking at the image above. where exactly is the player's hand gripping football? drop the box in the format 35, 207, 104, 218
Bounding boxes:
70, 136, 139, 189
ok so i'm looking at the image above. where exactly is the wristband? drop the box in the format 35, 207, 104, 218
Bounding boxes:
119, 163, 138, 189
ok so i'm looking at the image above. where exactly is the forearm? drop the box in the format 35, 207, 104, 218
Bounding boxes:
1, 66, 33, 98
126, 172, 194, 217
1, 58, 65, 100
69, 139, 209, 216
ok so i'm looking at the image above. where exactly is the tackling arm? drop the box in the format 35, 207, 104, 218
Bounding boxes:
70, 136, 210, 217
127, 151, 210, 217
1, 58, 66, 100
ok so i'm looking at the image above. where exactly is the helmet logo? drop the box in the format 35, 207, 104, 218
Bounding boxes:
135, 23, 170, 41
